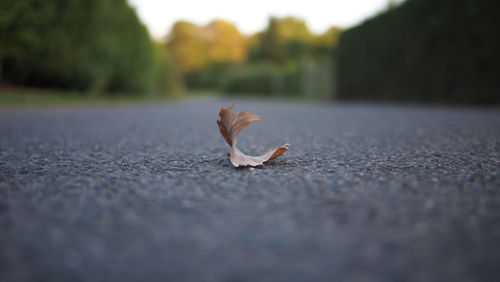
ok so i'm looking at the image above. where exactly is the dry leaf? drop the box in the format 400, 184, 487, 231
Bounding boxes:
217, 103, 289, 167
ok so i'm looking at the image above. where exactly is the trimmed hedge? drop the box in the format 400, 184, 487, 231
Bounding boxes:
336, 0, 500, 104
0, 0, 168, 94
221, 63, 300, 96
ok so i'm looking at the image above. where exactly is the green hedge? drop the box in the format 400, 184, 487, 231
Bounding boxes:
221, 62, 300, 96
0, 0, 173, 94
336, 0, 500, 104
187, 60, 333, 99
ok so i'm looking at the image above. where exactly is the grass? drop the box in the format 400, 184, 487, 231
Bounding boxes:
0, 86, 333, 109
0, 87, 184, 108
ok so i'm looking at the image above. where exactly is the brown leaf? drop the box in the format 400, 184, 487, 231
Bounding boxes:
217, 103, 262, 146
217, 103, 289, 167
230, 143, 290, 167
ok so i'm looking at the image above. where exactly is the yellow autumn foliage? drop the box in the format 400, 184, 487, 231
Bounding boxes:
205, 20, 247, 64
169, 21, 208, 74
275, 17, 314, 44
168, 20, 247, 74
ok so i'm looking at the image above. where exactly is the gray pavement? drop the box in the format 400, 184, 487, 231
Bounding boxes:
0, 100, 499, 282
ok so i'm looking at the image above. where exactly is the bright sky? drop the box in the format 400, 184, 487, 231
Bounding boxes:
128, 0, 396, 39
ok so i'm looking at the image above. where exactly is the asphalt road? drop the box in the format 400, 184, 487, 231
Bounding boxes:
1, 100, 499, 282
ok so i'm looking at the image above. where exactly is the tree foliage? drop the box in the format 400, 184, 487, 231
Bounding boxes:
205, 20, 247, 65
0, 0, 178, 95
168, 20, 247, 74
313, 26, 342, 56
253, 17, 315, 63
152, 42, 183, 96
168, 21, 208, 74
222, 17, 338, 97
166, 16, 341, 98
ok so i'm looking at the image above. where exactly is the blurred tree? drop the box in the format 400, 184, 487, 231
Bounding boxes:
168, 21, 208, 74
277, 16, 314, 60
313, 26, 342, 56
152, 41, 183, 96
0, 0, 165, 94
204, 20, 247, 65
254, 17, 314, 63
257, 18, 285, 63
164, 15, 339, 98
168, 20, 247, 74
246, 32, 263, 61
276, 17, 314, 43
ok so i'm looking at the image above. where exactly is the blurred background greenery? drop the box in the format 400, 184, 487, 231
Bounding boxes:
1, 0, 498, 104
337, 0, 500, 104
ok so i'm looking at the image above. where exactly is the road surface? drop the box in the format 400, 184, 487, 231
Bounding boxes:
1, 100, 499, 282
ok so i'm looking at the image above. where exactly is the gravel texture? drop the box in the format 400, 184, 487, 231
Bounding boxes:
1, 100, 499, 282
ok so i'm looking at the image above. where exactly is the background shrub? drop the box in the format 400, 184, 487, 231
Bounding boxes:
336, 0, 500, 104
0, 0, 179, 95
